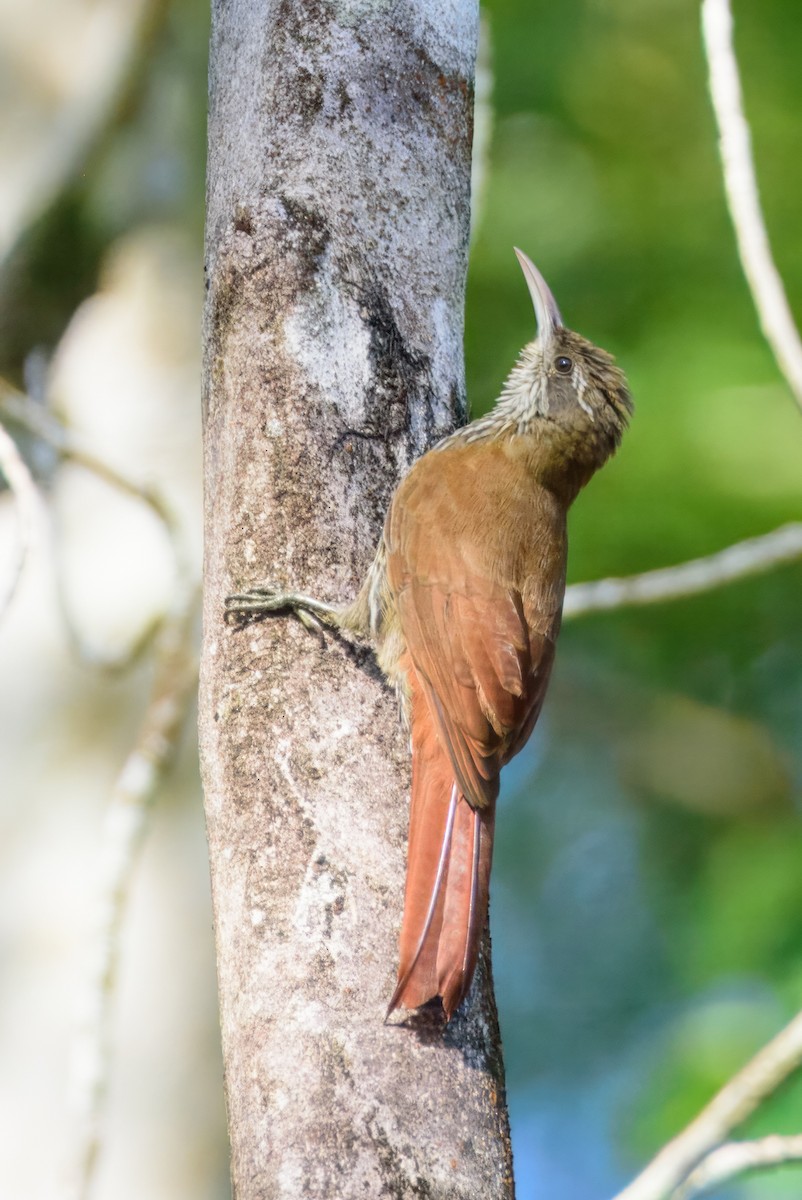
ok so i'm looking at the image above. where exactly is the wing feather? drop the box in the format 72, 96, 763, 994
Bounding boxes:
385, 442, 565, 809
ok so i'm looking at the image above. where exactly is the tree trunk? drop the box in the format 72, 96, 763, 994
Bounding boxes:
200, 1, 515, 1196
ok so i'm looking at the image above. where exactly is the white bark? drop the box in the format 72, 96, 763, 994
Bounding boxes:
200, 1, 515, 1197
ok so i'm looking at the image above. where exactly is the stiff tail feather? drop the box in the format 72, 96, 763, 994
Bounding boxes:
388, 717, 496, 1020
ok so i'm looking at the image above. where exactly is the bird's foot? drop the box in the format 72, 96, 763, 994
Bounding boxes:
224, 584, 337, 632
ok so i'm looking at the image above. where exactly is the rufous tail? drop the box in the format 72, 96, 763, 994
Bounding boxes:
387, 696, 496, 1021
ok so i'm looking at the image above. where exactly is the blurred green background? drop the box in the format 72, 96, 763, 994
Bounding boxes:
2, 0, 801, 1197
469, 1, 802, 1196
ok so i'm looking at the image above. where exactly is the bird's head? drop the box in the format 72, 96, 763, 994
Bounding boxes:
498, 250, 633, 485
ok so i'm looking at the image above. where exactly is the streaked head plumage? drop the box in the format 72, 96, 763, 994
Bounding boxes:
500, 249, 633, 462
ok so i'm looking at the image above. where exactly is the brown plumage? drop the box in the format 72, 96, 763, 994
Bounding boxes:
226, 250, 633, 1021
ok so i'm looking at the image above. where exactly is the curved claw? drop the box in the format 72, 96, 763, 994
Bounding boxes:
225, 585, 292, 615
224, 585, 337, 628
295, 607, 324, 632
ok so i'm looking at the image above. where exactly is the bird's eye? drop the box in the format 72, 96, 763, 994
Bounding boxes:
555, 356, 573, 374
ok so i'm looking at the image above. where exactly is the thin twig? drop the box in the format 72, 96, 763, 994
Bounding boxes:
562, 523, 802, 620
0, 383, 178, 548
702, 0, 802, 415
0, 381, 187, 670
66, 585, 200, 1200
471, 15, 493, 241
0, 418, 44, 618
612, 1010, 802, 1200
671, 1134, 802, 1200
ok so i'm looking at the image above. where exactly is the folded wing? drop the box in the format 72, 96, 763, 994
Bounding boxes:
385, 444, 564, 1015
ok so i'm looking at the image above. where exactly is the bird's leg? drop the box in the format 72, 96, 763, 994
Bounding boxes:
225, 583, 341, 633
226, 542, 385, 648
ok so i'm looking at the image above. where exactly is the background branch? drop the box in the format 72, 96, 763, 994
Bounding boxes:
0, 418, 43, 618
0, 379, 189, 669
612, 1009, 802, 1200
672, 1134, 802, 1200
66, 588, 199, 1200
563, 523, 802, 620
0, 381, 179, 549
471, 16, 493, 241
702, 0, 802, 415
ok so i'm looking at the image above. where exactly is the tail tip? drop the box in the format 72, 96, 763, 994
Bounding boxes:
384, 983, 462, 1025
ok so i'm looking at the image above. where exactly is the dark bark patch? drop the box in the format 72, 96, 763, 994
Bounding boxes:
335, 80, 351, 116
295, 67, 325, 119
369, 1120, 434, 1199
337, 269, 434, 451
279, 194, 332, 266
233, 205, 253, 235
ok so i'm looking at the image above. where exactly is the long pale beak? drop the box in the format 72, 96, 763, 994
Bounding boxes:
514, 248, 563, 342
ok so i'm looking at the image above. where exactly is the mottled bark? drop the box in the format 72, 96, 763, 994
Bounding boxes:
200, 1, 514, 1197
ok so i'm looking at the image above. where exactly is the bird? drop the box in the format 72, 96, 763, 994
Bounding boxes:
226, 249, 633, 1021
